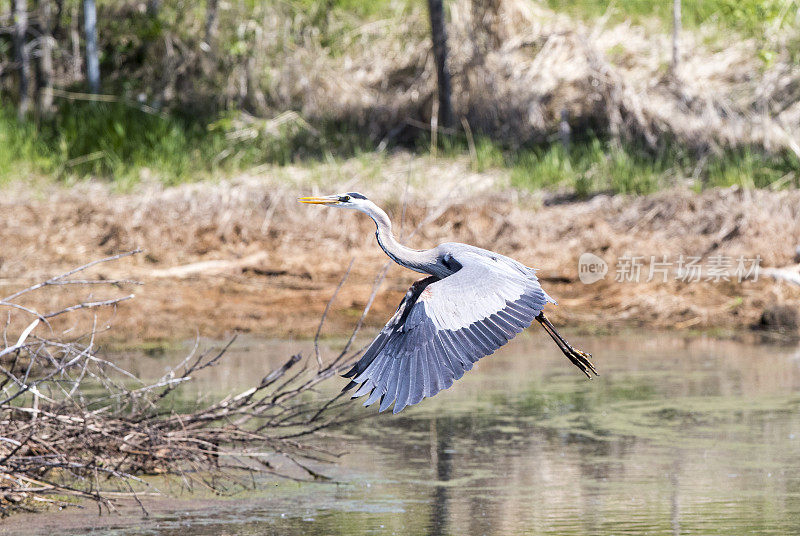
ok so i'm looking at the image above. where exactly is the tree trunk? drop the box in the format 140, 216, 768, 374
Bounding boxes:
204, 0, 219, 49
671, 0, 681, 72
146, 0, 160, 16
53, 0, 65, 36
13, 0, 30, 119
559, 109, 571, 150
37, 0, 55, 118
83, 0, 100, 93
427, 0, 453, 129
70, 4, 82, 82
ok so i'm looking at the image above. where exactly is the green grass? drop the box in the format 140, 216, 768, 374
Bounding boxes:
0, 102, 375, 187
291, 0, 415, 20
508, 139, 666, 195
545, 0, 794, 39
4, 101, 798, 194
512, 141, 800, 194
0, 113, 53, 183
1, 102, 225, 187
437, 132, 800, 195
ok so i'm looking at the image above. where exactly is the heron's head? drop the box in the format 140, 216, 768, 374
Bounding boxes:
297, 192, 370, 211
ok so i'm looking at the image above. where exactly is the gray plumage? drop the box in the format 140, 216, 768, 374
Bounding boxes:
299, 192, 597, 414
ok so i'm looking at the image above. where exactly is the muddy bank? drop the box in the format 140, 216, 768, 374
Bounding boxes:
2, 162, 799, 342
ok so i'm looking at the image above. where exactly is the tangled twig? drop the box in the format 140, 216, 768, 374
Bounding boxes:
0, 251, 372, 516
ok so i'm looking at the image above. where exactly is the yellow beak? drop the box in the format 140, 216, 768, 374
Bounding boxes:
297, 195, 339, 205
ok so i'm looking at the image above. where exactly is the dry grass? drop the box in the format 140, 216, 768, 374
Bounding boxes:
0, 156, 798, 341
19, 0, 799, 158
253, 0, 800, 159
5, 1, 800, 188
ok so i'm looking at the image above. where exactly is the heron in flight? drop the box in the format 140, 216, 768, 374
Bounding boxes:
299, 192, 597, 414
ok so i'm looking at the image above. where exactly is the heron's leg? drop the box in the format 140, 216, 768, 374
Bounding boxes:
535, 312, 598, 378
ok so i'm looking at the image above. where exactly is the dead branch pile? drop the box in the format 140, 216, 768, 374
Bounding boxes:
0, 251, 367, 516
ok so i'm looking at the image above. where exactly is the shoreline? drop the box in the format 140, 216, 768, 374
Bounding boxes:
1, 170, 799, 343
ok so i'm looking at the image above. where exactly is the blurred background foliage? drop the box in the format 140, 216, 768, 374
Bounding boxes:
1, 0, 799, 193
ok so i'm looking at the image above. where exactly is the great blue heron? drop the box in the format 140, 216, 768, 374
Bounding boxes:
299, 192, 597, 414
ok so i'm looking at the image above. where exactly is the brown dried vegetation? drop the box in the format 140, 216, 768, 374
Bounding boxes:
249, 0, 800, 155
0, 253, 369, 516
1, 159, 798, 342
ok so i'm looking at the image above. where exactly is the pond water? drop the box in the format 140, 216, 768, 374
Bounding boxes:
5, 331, 800, 535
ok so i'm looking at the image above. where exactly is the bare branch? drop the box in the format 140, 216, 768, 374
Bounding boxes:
0, 251, 373, 515
313, 258, 354, 369
2, 249, 142, 302
42, 295, 134, 319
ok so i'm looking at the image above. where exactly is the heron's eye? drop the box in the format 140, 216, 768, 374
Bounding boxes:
339, 195, 351, 202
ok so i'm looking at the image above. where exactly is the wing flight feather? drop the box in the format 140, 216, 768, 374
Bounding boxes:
342, 251, 554, 413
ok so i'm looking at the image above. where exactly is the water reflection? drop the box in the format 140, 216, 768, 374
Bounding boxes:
428, 418, 452, 536
330, 331, 800, 536
670, 454, 681, 536
7, 331, 800, 536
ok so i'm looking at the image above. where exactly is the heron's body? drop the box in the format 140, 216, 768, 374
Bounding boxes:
300, 192, 596, 413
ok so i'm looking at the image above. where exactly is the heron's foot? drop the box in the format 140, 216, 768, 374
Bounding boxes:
535, 312, 598, 378
562, 344, 598, 378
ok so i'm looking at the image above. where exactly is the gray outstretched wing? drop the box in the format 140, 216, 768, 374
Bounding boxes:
342, 251, 554, 413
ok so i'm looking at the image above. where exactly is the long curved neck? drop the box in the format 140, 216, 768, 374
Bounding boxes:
361, 202, 433, 274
